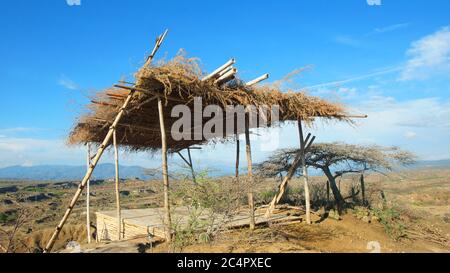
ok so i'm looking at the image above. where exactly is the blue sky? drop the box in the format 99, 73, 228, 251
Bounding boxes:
1, 0, 450, 171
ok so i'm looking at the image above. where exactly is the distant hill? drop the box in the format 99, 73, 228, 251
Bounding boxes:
0, 159, 449, 181
0, 164, 150, 181
411, 159, 450, 169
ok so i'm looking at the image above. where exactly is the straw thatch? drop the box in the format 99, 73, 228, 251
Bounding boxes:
68, 51, 350, 153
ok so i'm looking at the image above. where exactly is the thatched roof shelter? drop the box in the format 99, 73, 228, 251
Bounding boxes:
68, 53, 351, 153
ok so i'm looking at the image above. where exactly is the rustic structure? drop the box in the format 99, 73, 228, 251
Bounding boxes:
44, 30, 364, 253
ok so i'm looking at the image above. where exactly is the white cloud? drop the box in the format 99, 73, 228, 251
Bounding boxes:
305, 66, 402, 90
334, 35, 360, 47
399, 26, 450, 81
404, 131, 417, 140
58, 75, 78, 90
373, 23, 410, 34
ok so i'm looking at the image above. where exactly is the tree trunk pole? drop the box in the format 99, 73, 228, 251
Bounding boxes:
323, 169, 345, 213
326, 180, 330, 205
86, 143, 91, 244
235, 136, 240, 179
44, 91, 136, 253
158, 98, 172, 242
360, 173, 366, 206
244, 115, 255, 230
298, 120, 311, 225
113, 130, 122, 241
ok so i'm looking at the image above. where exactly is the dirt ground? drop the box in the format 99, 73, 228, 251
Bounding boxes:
2, 168, 450, 253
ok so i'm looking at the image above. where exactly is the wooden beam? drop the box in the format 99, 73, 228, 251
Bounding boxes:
113, 84, 185, 103
113, 130, 122, 241
157, 97, 172, 242
298, 120, 311, 225
86, 143, 91, 244
245, 115, 255, 230
44, 90, 136, 253
145, 29, 169, 68
265, 149, 304, 218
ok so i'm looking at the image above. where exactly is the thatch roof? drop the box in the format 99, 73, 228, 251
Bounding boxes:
68, 53, 351, 153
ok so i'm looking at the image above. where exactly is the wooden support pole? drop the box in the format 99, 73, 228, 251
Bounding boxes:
158, 97, 172, 242
86, 143, 91, 244
265, 150, 304, 218
44, 90, 136, 253
265, 134, 316, 218
113, 130, 122, 241
244, 115, 255, 230
145, 29, 169, 67
298, 120, 311, 225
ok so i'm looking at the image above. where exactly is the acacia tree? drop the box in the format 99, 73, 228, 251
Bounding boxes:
256, 143, 416, 212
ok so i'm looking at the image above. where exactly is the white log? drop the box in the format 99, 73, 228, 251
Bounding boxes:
246, 73, 269, 86
215, 68, 238, 85
218, 66, 235, 77
202, 58, 236, 81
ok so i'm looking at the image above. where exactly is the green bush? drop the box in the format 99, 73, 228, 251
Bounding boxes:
371, 204, 406, 240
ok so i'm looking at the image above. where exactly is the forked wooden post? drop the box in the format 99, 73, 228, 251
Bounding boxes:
244, 115, 255, 230
44, 91, 136, 253
86, 143, 91, 244
298, 120, 311, 225
265, 150, 303, 218
113, 130, 122, 240
158, 97, 172, 242
265, 131, 315, 218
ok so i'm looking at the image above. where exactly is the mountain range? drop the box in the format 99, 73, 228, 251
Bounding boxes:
0, 160, 449, 181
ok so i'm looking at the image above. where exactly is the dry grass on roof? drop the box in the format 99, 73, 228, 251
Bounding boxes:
68, 51, 350, 152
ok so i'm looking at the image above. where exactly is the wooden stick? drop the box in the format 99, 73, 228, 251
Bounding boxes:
86, 143, 91, 244
114, 84, 185, 103
202, 58, 236, 81
44, 90, 136, 253
145, 29, 169, 68
157, 97, 172, 242
113, 130, 122, 241
246, 74, 269, 87
244, 115, 255, 230
298, 120, 311, 225
265, 150, 304, 218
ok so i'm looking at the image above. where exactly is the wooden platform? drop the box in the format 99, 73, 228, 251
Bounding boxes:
96, 206, 303, 242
